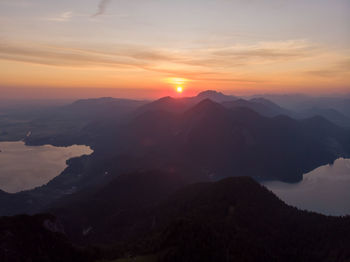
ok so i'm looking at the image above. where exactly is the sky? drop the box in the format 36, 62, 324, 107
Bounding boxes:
0, 0, 349, 99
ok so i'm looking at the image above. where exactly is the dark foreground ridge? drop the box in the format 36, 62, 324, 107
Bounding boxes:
0, 214, 93, 262
2, 174, 349, 262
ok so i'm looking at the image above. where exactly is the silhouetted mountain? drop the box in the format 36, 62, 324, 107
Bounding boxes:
2, 94, 350, 217
113, 99, 350, 182
222, 98, 291, 117
196, 90, 238, 102
138, 90, 237, 114
137, 96, 195, 114
300, 107, 350, 127
302, 98, 350, 118
46, 175, 350, 262
67, 97, 146, 117
256, 94, 350, 119
250, 97, 281, 107
22, 97, 147, 147
249, 94, 312, 110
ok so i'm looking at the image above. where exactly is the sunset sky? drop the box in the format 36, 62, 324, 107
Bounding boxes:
0, 0, 349, 99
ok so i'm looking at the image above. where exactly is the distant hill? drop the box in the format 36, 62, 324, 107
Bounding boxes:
196, 90, 238, 102
300, 107, 350, 128
21, 97, 147, 147
222, 97, 291, 117
67, 97, 146, 117
253, 94, 350, 122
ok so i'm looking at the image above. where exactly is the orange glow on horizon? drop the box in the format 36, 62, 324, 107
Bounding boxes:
0, 48, 349, 99
0, 1, 349, 99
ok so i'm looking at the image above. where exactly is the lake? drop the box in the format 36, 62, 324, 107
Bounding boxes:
0, 141, 93, 193
264, 158, 350, 216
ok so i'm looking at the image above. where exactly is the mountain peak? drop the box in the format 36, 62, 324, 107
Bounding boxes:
197, 90, 224, 97
137, 96, 194, 114
192, 98, 223, 110
185, 99, 228, 119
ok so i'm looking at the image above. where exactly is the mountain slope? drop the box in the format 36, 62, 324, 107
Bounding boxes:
0, 214, 93, 262
48, 170, 191, 245
142, 177, 350, 262
47, 175, 350, 262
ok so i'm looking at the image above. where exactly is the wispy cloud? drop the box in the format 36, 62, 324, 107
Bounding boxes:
203, 40, 316, 65
306, 58, 350, 78
0, 39, 328, 83
92, 0, 112, 17
0, 41, 146, 68
44, 11, 74, 22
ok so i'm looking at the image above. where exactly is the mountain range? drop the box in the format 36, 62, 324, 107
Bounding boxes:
1, 91, 350, 217
1, 90, 350, 261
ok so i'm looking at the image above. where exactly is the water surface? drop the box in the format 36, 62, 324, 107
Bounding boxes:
0, 141, 93, 193
264, 158, 350, 216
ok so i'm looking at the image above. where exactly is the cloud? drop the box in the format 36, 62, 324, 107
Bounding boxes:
306, 58, 350, 78
156, 40, 317, 70
45, 11, 74, 22
92, 0, 112, 17
0, 39, 316, 68
0, 39, 325, 83
0, 41, 146, 68
307, 69, 340, 78
209, 40, 316, 63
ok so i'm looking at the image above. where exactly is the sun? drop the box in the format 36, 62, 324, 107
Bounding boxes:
176, 86, 183, 93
